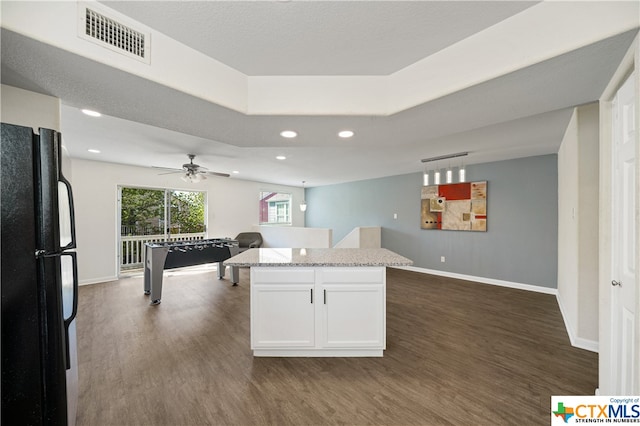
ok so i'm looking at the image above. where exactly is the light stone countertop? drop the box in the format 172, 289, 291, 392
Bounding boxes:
224, 248, 413, 267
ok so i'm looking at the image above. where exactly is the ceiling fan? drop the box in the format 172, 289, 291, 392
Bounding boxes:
154, 154, 230, 183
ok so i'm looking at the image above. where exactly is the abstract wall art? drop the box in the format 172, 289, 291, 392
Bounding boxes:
421, 181, 487, 231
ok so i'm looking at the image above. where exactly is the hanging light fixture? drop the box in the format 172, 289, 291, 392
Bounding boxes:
181, 171, 205, 183
423, 166, 429, 186
421, 152, 468, 185
433, 161, 441, 185
300, 181, 307, 212
459, 159, 466, 182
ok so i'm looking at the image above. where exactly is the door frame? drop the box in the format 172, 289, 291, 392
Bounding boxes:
598, 34, 640, 394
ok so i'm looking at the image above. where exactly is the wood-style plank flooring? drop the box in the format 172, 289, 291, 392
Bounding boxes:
76, 267, 597, 425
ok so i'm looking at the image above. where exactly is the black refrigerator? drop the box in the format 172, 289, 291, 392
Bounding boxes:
1, 122, 79, 425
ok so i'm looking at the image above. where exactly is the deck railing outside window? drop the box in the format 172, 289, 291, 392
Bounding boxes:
120, 233, 205, 270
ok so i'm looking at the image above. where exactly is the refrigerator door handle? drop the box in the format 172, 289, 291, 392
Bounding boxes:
58, 175, 77, 251
61, 251, 78, 326
61, 251, 78, 369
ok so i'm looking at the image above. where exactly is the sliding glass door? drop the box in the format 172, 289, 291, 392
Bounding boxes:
169, 191, 206, 235
118, 186, 206, 273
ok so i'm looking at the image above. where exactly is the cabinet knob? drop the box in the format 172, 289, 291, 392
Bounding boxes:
611, 280, 622, 287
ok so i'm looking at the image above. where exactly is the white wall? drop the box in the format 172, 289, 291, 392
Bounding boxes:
71, 159, 305, 284
576, 103, 600, 343
253, 225, 332, 248
557, 109, 580, 344
557, 103, 599, 352
1, 84, 61, 131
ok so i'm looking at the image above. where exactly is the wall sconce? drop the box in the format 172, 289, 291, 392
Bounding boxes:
300, 181, 307, 212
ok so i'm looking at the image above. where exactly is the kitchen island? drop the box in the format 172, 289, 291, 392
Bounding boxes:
224, 248, 413, 357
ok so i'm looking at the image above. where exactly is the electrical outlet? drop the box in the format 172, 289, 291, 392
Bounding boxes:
441, 256, 445, 263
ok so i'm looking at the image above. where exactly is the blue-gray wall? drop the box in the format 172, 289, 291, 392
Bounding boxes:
306, 154, 558, 288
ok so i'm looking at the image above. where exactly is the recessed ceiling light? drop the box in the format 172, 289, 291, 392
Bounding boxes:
82, 109, 101, 117
232, 170, 239, 174
338, 130, 354, 138
87, 149, 101, 154
280, 130, 297, 138
276, 155, 286, 160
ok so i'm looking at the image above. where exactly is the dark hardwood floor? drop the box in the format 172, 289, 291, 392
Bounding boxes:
76, 267, 597, 425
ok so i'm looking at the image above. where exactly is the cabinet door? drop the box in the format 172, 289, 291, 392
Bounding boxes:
320, 283, 385, 348
251, 284, 315, 348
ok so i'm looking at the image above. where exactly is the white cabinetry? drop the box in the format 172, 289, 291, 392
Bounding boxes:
250, 266, 385, 357
251, 269, 315, 348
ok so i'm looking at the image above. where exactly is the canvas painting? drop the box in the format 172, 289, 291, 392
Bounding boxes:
421, 181, 487, 231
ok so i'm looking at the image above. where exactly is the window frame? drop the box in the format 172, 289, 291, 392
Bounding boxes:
259, 190, 292, 226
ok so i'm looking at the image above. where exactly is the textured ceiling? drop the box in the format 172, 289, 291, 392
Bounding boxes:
101, 1, 538, 76
0, 1, 638, 187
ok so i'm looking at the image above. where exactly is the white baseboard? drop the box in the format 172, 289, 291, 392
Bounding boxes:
79, 276, 118, 286
395, 265, 558, 295
555, 293, 599, 353
572, 337, 598, 353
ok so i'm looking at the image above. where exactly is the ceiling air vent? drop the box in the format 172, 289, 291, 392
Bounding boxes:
78, 5, 150, 64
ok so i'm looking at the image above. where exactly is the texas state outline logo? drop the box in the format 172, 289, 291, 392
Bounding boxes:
553, 401, 575, 423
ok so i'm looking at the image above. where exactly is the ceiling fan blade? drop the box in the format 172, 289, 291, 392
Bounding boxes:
152, 166, 183, 172
204, 171, 230, 178
157, 171, 184, 175
153, 156, 229, 179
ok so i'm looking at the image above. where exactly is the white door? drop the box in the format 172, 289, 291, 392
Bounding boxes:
611, 71, 637, 394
